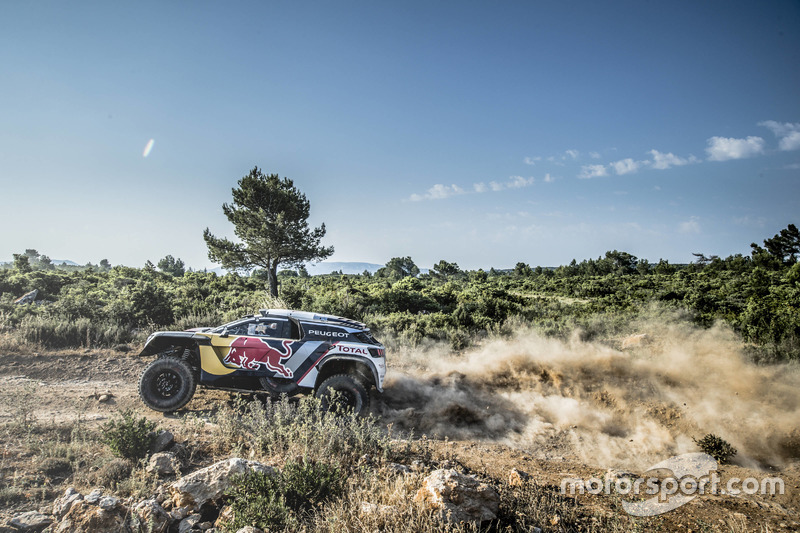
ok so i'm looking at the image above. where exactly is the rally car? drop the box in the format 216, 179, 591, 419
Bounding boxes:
137, 309, 386, 416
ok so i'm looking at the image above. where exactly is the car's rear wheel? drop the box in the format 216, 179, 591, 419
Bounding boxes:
139, 357, 197, 412
315, 374, 370, 416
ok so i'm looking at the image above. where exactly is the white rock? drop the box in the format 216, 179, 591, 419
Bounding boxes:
385, 462, 412, 475
148, 452, 181, 476
10, 511, 53, 531
178, 513, 201, 533
99, 496, 119, 510
84, 488, 103, 505
414, 469, 499, 524
132, 498, 171, 533
53, 487, 83, 518
170, 458, 275, 510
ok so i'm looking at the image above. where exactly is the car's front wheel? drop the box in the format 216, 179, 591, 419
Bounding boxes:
139, 357, 197, 412
315, 374, 370, 416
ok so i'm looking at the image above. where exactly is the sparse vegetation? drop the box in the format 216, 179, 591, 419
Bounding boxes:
225, 458, 344, 531
694, 434, 738, 464
100, 410, 157, 460
215, 395, 392, 467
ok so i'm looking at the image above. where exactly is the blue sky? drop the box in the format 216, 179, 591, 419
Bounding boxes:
2, 1, 798, 270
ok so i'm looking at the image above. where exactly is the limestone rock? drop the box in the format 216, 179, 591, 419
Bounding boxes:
9, 511, 52, 532
53, 500, 130, 533
131, 498, 171, 533
53, 487, 83, 519
385, 462, 412, 475
99, 496, 119, 511
148, 452, 181, 476
170, 458, 275, 510
414, 469, 499, 524
178, 514, 201, 533
84, 488, 103, 505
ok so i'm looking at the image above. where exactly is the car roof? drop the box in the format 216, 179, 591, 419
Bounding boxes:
259, 309, 367, 330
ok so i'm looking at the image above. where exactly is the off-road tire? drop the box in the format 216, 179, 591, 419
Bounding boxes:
315, 374, 370, 416
139, 357, 197, 412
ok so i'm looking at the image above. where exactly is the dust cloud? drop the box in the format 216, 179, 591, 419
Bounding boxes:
380, 321, 800, 470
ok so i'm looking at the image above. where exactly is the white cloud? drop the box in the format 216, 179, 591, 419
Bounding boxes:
523, 156, 541, 165
508, 175, 535, 188
589, 151, 601, 159
648, 149, 697, 169
610, 158, 641, 175
705, 136, 765, 161
679, 216, 701, 234
409, 183, 465, 201
578, 164, 608, 179
542, 173, 555, 183
473, 182, 487, 193
481, 175, 537, 192
759, 120, 800, 151
565, 149, 580, 160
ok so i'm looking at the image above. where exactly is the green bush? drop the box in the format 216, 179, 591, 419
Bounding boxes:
226, 470, 290, 530
225, 458, 343, 531
693, 433, 737, 464
100, 410, 157, 460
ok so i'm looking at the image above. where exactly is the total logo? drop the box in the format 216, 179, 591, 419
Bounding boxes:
308, 329, 348, 338
335, 345, 369, 356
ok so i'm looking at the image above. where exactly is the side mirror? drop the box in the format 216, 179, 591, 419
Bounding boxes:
220, 327, 229, 338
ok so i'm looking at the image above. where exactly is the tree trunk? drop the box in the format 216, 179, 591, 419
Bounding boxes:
267, 263, 279, 298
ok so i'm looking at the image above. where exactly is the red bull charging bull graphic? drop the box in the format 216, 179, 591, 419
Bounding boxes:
222, 337, 294, 378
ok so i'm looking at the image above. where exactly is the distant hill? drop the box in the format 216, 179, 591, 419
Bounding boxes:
193, 263, 384, 277
306, 262, 384, 276
1, 258, 80, 267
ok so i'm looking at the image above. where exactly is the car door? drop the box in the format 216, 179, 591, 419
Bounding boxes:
218, 318, 297, 378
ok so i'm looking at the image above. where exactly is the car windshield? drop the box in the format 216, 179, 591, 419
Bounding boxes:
209, 318, 249, 334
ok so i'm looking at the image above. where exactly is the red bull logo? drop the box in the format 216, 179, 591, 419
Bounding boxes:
223, 337, 294, 378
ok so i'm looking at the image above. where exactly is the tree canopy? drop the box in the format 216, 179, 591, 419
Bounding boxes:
752, 223, 800, 265
157, 255, 186, 277
203, 167, 333, 296
376, 256, 419, 280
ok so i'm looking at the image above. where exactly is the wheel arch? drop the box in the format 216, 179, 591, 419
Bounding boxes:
315, 357, 378, 391
139, 334, 199, 358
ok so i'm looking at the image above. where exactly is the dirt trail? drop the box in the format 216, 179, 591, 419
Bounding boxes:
0, 351, 147, 425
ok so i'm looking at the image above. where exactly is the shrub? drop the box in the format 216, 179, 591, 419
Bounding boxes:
693, 433, 737, 464
216, 395, 391, 468
100, 410, 157, 460
225, 458, 344, 531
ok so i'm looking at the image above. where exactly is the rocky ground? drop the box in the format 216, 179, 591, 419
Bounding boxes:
0, 349, 798, 532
